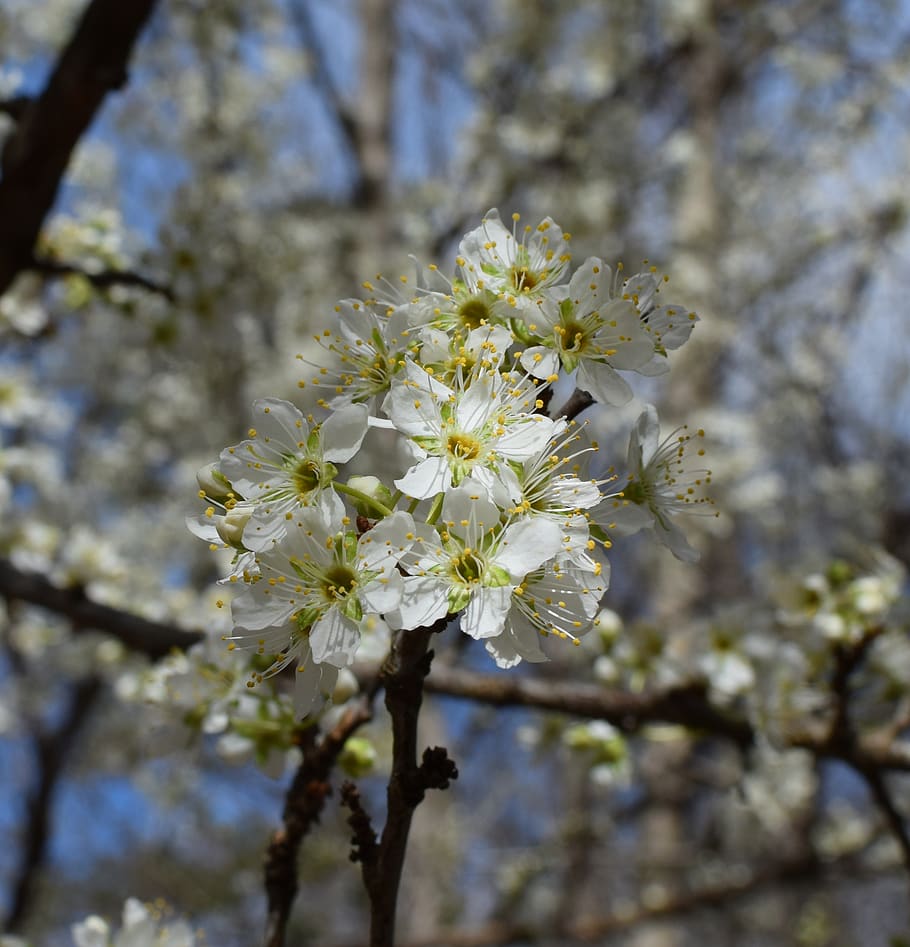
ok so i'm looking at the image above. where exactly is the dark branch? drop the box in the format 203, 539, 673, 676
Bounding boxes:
4, 675, 102, 931
0, 0, 161, 297
354, 618, 453, 947
555, 388, 594, 422
0, 96, 33, 121
5, 558, 910, 775
426, 664, 753, 747
263, 698, 375, 947
327, 852, 822, 947
30, 256, 175, 300
0, 557, 202, 657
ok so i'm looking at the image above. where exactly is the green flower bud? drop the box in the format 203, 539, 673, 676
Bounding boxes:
346, 476, 395, 517
196, 462, 233, 501
214, 507, 252, 549
339, 737, 377, 778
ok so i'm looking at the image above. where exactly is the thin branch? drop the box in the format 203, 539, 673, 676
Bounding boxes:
355, 618, 455, 947
326, 852, 820, 947
6, 558, 910, 776
555, 388, 594, 422
4, 674, 103, 931
0, 557, 202, 657
426, 664, 754, 747
0, 0, 161, 296
856, 765, 910, 885
0, 96, 32, 121
287, 0, 359, 152
30, 256, 175, 301
263, 696, 376, 947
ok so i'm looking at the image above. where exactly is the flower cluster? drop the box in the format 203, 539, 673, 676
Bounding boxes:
191, 210, 709, 717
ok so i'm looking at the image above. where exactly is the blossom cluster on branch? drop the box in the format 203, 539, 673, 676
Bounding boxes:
188, 210, 710, 719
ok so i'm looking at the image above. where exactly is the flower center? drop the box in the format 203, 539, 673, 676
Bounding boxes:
447, 432, 482, 461
561, 319, 589, 352
509, 265, 541, 292
451, 551, 484, 585
458, 296, 491, 329
292, 459, 322, 497
622, 478, 648, 505
322, 564, 357, 600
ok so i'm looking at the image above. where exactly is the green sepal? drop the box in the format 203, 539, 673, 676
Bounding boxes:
447, 585, 472, 614
341, 594, 363, 623
485, 564, 512, 588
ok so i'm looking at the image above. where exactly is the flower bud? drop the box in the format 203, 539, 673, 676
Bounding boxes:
346, 475, 393, 516
339, 736, 377, 778
214, 506, 252, 549
332, 667, 359, 704
196, 462, 233, 501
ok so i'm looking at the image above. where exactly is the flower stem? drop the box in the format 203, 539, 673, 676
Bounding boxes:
334, 481, 394, 518
426, 492, 444, 525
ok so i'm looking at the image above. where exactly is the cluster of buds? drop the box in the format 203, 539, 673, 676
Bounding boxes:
190, 210, 710, 717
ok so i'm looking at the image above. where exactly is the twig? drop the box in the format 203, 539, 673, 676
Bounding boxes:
0, 0, 161, 296
555, 388, 594, 422
355, 617, 456, 947
3, 674, 103, 931
425, 664, 753, 747
30, 256, 175, 300
0, 557, 202, 657
325, 852, 820, 947
7, 559, 910, 776
263, 696, 376, 947
0, 96, 32, 121
856, 765, 910, 888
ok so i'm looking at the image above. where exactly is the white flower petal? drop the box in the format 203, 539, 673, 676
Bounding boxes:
321, 403, 369, 462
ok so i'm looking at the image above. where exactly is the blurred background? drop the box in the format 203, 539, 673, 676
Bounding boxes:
2, 1, 910, 944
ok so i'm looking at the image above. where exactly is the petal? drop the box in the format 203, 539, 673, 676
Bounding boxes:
577, 360, 633, 407
309, 608, 361, 667
462, 585, 512, 639
520, 346, 560, 378
496, 415, 557, 459
359, 571, 403, 613
389, 575, 450, 630
395, 456, 450, 500
495, 518, 563, 577
321, 403, 369, 462
72, 918, 110, 947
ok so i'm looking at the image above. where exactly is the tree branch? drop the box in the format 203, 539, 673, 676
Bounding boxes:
327, 852, 822, 947
426, 664, 753, 746
263, 696, 376, 947
0, 0, 161, 297
354, 618, 455, 947
0, 557, 202, 657
3, 674, 103, 931
555, 388, 594, 422
29, 256, 175, 300
5, 557, 910, 777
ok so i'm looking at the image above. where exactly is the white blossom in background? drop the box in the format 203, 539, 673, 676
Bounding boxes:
71, 898, 195, 947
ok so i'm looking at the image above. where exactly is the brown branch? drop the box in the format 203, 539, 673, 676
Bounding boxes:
6, 557, 910, 776
0, 0, 160, 297
327, 852, 820, 947
353, 618, 455, 947
0, 96, 32, 121
856, 765, 910, 887
426, 664, 754, 747
263, 697, 376, 947
30, 256, 175, 300
555, 388, 594, 422
3, 674, 103, 931
0, 557, 202, 657
287, 0, 359, 153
